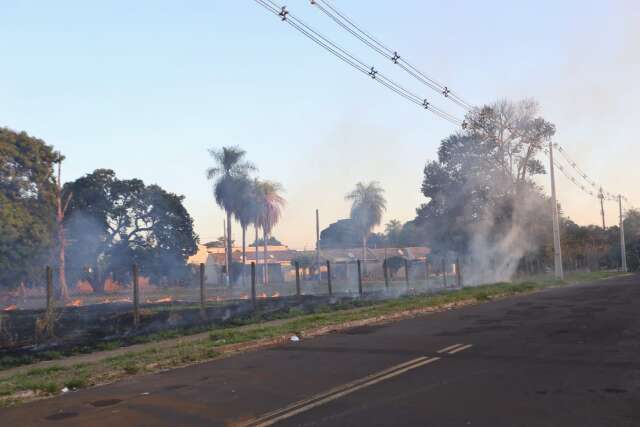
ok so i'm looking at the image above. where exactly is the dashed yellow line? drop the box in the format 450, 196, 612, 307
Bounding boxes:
239, 343, 473, 426
448, 344, 473, 354
437, 343, 464, 353
241, 357, 438, 427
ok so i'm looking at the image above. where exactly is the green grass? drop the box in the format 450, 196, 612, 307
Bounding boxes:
0, 270, 626, 407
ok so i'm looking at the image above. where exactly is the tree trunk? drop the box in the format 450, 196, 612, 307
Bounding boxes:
241, 226, 246, 264
56, 161, 70, 301
226, 211, 232, 284
241, 225, 247, 285
362, 235, 367, 276
263, 229, 269, 285
254, 225, 259, 283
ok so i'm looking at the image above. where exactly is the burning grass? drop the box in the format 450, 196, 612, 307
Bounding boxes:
0, 270, 626, 407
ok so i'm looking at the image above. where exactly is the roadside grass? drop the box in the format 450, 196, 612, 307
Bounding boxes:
0, 270, 626, 407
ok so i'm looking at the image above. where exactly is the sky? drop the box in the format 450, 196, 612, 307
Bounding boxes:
2, 1, 639, 249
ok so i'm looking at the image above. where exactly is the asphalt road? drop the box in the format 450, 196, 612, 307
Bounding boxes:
3, 274, 640, 426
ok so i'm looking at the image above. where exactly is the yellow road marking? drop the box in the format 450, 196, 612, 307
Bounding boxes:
241, 357, 440, 427
247, 356, 429, 423
448, 344, 473, 354
437, 343, 464, 353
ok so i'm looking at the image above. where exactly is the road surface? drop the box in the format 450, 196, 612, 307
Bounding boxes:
3, 274, 640, 426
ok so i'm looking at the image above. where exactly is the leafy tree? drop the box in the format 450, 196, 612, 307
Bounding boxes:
206, 146, 255, 277
385, 255, 405, 277
415, 100, 554, 278
319, 219, 384, 249
64, 169, 198, 289
465, 99, 554, 188
250, 236, 283, 247
0, 128, 57, 289
623, 209, 640, 271
345, 181, 386, 274
384, 219, 402, 247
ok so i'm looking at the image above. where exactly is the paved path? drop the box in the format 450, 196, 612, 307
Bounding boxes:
3, 274, 639, 426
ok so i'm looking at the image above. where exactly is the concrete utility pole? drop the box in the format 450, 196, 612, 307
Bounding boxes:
599, 187, 606, 229
549, 141, 564, 279
619, 195, 628, 272
315, 209, 320, 280
223, 219, 229, 286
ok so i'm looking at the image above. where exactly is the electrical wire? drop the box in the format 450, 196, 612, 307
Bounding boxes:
312, 0, 472, 110
253, 0, 463, 126
553, 143, 619, 201
255, 0, 629, 207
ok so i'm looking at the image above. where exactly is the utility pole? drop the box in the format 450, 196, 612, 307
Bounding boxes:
619, 195, 628, 272
315, 209, 320, 281
223, 219, 229, 286
599, 187, 606, 229
549, 141, 564, 279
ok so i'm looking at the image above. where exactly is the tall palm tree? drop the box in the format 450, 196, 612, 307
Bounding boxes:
233, 177, 258, 282
345, 181, 387, 275
255, 180, 286, 285
206, 147, 255, 280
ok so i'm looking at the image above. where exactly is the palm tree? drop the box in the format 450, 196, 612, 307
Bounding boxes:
255, 180, 286, 285
206, 147, 255, 279
233, 177, 258, 282
345, 181, 387, 275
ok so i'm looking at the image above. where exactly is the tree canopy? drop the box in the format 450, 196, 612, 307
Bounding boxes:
0, 128, 58, 288
415, 100, 554, 281
63, 169, 198, 286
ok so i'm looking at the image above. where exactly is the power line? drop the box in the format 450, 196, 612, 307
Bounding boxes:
553, 143, 618, 201
253, 0, 463, 126
543, 147, 597, 199
311, 0, 471, 110
308, 0, 633, 207
255, 0, 631, 209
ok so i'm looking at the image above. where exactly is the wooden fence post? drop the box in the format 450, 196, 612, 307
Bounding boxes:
295, 261, 301, 297
46, 266, 53, 313
383, 259, 389, 289
132, 264, 140, 328
199, 263, 206, 319
357, 260, 363, 296
425, 258, 430, 284
45, 266, 54, 337
456, 257, 462, 288
326, 260, 332, 296
442, 258, 447, 288
404, 258, 410, 288
251, 262, 256, 306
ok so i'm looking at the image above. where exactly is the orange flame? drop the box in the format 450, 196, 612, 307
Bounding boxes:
153, 297, 173, 304
67, 299, 82, 307
3, 304, 17, 312
99, 297, 131, 304
239, 293, 249, 300
271, 292, 280, 298
103, 277, 123, 293
75, 280, 94, 294
258, 292, 268, 299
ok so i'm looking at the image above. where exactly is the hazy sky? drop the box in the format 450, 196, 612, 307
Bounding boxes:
2, 1, 638, 249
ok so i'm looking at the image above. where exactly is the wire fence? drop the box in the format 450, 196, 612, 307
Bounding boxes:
0, 258, 468, 352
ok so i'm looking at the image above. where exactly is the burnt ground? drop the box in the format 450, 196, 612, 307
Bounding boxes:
2, 274, 639, 426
